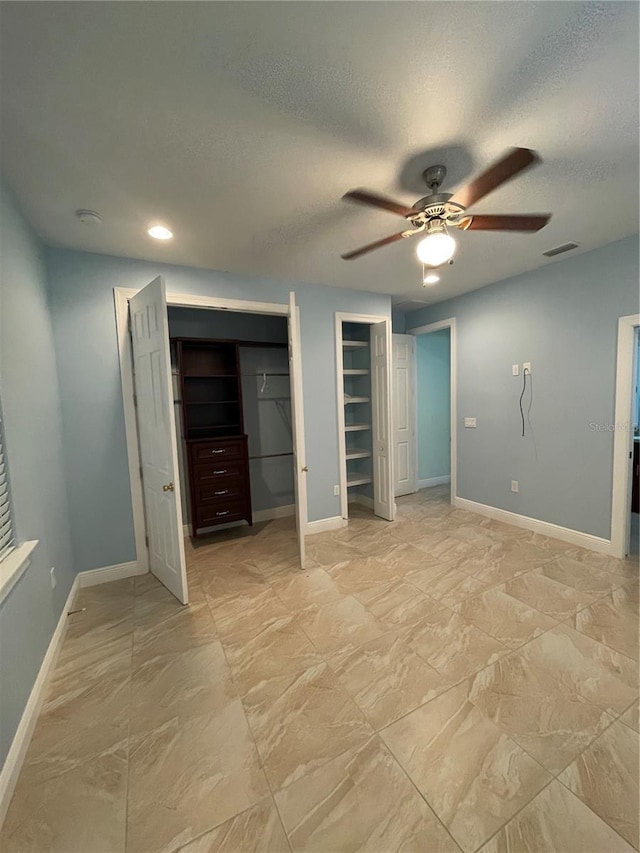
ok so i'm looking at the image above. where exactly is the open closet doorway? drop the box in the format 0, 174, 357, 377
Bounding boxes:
403, 318, 457, 504
335, 313, 394, 523
115, 280, 308, 604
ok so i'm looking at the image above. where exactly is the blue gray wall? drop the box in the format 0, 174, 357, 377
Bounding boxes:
45, 248, 390, 572
403, 235, 640, 540
416, 329, 451, 482
0, 183, 75, 765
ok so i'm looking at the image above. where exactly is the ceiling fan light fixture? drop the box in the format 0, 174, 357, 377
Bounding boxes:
147, 224, 173, 240
416, 226, 456, 267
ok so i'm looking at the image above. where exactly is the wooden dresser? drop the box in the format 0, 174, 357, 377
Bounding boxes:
175, 338, 252, 536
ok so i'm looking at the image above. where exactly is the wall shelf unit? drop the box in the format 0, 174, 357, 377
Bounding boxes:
340, 325, 374, 511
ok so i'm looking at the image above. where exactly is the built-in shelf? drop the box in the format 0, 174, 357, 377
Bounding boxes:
344, 369, 370, 376
344, 396, 370, 404
347, 475, 372, 487
186, 400, 238, 405
183, 374, 237, 379
342, 340, 368, 348
345, 423, 371, 432
346, 450, 372, 460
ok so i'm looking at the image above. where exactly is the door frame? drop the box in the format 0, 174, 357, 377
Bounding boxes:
611, 313, 640, 558
392, 333, 418, 497
334, 312, 394, 521
405, 317, 457, 503
114, 287, 300, 574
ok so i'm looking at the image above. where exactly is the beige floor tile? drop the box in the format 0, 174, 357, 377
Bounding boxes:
275, 736, 459, 852
242, 661, 373, 790
295, 594, 386, 657
133, 583, 217, 662
516, 623, 638, 716
360, 581, 443, 630
209, 587, 289, 641
574, 583, 639, 660
1, 742, 127, 853
559, 720, 639, 849
455, 586, 556, 649
221, 613, 324, 700
503, 568, 600, 620
420, 566, 496, 607
269, 567, 343, 612
199, 560, 269, 603
127, 705, 269, 853
400, 604, 509, 682
326, 556, 399, 598
329, 631, 451, 729
541, 556, 625, 595
130, 640, 236, 733
620, 699, 640, 732
478, 779, 635, 853
305, 534, 367, 567
381, 682, 551, 853
469, 652, 614, 774
175, 799, 290, 853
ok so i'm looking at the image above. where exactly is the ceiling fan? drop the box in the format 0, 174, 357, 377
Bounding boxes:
340, 147, 551, 267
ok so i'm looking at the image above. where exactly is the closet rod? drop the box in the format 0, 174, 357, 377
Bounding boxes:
248, 452, 293, 460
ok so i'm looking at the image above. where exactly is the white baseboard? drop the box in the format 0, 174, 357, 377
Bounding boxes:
454, 496, 614, 555
0, 575, 80, 827
78, 560, 144, 588
418, 476, 451, 489
306, 516, 346, 534
182, 504, 295, 537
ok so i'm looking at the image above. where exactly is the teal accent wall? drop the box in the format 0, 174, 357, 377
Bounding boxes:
45, 248, 391, 573
0, 181, 75, 765
416, 330, 451, 481
404, 235, 640, 539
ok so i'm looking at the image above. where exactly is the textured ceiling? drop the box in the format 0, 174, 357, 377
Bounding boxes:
1, 1, 638, 302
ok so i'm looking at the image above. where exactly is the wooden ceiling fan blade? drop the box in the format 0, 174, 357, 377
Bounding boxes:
341, 231, 406, 260
343, 189, 415, 218
449, 148, 540, 210
458, 214, 551, 232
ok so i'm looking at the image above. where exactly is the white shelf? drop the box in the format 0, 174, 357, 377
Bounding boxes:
347, 475, 372, 488
346, 450, 371, 460
344, 396, 370, 404
342, 340, 368, 348
345, 423, 371, 432
344, 369, 370, 376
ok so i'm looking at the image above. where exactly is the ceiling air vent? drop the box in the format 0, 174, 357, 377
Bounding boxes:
543, 241, 580, 258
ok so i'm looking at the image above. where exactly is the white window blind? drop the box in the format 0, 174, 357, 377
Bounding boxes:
0, 409, 15, 561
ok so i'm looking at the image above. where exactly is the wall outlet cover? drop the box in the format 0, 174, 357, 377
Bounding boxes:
523, 362, 532, 373
333, 484, 340, 496
511, 480, 519, 493
512, 364, 520, 376
464, 417, 477, 428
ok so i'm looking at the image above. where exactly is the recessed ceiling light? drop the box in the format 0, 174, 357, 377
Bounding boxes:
147, 224, 173, 240
423, 273, 440, 286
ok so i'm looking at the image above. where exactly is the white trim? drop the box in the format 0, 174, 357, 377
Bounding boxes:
406, 317, 457, 504
611, 314, 640, 558
334, 312, 394, 523
418, 476, 451, 489
306, 515, 346, 534
454, 496, 614, 555
181, 503, 296, 536
77, 560, 144, 588
0, 540, 38, 605
114, 287, 295, 584
0, 574, 80, 827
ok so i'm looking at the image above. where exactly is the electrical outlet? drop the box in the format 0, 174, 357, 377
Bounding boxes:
511, 481, 519, 493
512, 364, 520, 376
523, 362, 532, 374
464, 417, 477, 428
50, 566, 57, 589
333, 484, 340, 496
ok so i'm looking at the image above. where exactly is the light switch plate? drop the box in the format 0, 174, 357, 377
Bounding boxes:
511, 481, 519, 493
464, 417, 477, 428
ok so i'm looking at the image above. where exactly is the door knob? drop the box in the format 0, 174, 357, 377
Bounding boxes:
163, 482, 175, 492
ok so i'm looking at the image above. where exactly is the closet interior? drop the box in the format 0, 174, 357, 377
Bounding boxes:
169, 308, 293, 537
341, 321, 375, 517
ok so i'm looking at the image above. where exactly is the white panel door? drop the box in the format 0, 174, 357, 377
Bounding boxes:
130, 277, 188, 604
371, 321, 394, 521
392, 334, 417, 497
288, 292, 307, 568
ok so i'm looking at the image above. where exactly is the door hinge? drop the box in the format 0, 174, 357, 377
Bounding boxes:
133, 393, 138, 407
139, 466, 143, 478
144, 533, 149, 548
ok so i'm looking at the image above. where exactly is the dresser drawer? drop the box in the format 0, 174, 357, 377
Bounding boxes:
191, 440, 244, 464
196, 481, 243, 504
193, 461, 245, 483
196, 499, 245, 527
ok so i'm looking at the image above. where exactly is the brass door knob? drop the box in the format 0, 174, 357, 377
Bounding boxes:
162, 482, 175, 492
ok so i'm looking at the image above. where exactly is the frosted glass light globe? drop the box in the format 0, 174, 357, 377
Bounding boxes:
416, 231, 456, 266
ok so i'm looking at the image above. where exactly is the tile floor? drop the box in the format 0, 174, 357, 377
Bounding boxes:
2, 487, 638, 853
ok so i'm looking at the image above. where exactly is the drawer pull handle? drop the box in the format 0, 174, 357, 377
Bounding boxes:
216, 510, 230, 517
213, 469, 227, 475
214, 490, 228, 496
211, 449, 225, 455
